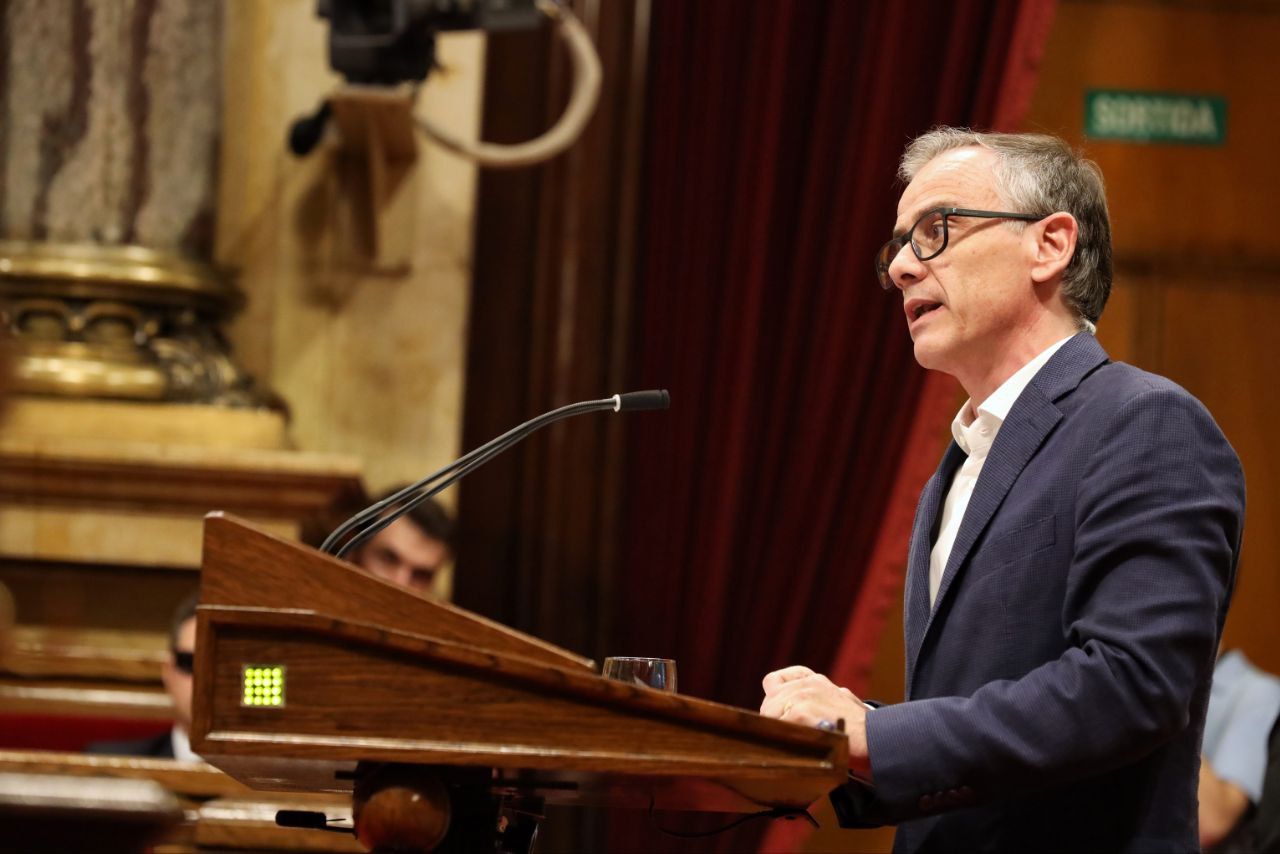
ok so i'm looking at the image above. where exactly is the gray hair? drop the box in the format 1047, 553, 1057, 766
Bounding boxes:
900, 127, 1113, 327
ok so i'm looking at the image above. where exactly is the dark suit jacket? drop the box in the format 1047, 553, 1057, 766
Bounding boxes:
84, 730, 175, 759
833, 334, 1246, 853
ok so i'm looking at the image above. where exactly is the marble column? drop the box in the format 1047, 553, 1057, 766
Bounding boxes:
0, 0, 273, 407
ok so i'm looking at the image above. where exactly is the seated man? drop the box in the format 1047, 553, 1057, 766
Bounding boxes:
1200, 649, 1280, 851
348, 489, 455, 599
87, 591, 201, 760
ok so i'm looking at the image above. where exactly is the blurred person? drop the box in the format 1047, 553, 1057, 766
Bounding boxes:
0, 581, 13, 665
0, 335, 12, 657
1200, 648, 1280, 851
87, 591, 200, 760
0, 323, 10, 419
349, 489, 454, 599
760, 128, 1244, 852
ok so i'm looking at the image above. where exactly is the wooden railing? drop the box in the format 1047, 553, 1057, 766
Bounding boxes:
0, 750, 361, 852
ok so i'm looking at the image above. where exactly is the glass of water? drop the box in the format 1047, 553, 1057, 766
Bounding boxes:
602, 657, 677, 692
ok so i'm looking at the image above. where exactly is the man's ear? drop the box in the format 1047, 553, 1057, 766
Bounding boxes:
1028, 211, 1078, 284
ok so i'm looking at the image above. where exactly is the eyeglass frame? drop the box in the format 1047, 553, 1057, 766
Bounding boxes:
875, 206, 1050, 290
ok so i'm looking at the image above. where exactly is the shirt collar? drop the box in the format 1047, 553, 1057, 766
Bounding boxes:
951, 335, 1075, 453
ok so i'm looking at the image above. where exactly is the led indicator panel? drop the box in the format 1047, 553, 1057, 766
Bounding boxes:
241, 664, 286, 707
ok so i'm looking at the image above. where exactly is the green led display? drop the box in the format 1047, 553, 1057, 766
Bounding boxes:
241, 664, 286, 707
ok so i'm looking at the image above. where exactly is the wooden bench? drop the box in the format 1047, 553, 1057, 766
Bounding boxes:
0, 749, 361, 852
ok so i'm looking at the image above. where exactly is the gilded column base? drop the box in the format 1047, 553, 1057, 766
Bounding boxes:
0, 241, 281, 409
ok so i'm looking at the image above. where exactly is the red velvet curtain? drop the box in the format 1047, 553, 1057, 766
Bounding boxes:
613, 1, 1056, 850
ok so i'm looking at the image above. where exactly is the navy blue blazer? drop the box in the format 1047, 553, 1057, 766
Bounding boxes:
833, 334, 1245, 853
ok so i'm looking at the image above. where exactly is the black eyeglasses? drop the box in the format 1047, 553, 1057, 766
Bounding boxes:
172, 651, 194, 674
875, 207, 1048, 289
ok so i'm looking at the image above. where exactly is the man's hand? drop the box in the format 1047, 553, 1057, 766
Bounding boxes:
1198, 756, 1249, 849
761, 665, 873, 782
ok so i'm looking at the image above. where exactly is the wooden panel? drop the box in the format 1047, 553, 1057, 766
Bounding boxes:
1158, 277, 1280, 667
0, 750, 361, 852
195, 609, 846, 812
0, 750, 249, 799
199, 514, 593, 671
205, 623, 839, 776
195, 798, 362, 852
0, 770, 182, 853
1027, 3, 1280, 258
5, 626, 166, 682
193, 518, 847, 817
0, 679, 171, 720
0, 560, 192, 636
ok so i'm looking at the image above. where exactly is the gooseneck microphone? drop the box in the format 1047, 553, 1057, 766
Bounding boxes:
320, 390, 671, 560
615, 389, 670, 412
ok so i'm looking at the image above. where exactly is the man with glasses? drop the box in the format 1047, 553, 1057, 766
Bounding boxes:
761, 128, 1245, 852
88, 591, 201, 760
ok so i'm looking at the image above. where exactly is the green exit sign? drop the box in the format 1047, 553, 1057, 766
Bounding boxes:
1085, 90, 1227, 146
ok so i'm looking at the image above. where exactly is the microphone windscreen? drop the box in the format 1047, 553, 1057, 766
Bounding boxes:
617, 389, 670, 411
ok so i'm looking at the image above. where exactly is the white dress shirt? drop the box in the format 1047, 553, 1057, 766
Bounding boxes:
928, 336, 1075, 607
171, 725, 201, 762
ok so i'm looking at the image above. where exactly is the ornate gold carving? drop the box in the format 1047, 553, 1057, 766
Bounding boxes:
0, 241, 280, 408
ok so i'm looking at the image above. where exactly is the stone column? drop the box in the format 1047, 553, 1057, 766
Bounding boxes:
0, 0, 274, 409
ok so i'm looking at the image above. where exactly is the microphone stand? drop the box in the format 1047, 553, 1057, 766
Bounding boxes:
321, 391, 669, 560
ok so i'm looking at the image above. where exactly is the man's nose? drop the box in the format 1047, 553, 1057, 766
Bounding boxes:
887, 242, 923, 290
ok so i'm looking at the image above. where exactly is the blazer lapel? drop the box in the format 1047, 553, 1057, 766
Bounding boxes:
904, 441, 965, 696
927, 387, 1062, 624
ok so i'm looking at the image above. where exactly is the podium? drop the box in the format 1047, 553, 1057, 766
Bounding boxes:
192, 514, 848, 851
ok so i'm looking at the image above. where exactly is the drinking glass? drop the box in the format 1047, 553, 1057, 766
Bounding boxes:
601, 657, 677, 692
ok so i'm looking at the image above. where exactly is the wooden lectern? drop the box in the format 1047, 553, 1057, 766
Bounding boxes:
192, 514, 848, 852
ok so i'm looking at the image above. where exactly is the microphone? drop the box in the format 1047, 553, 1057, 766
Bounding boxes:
615, 389, 670, 412
321, 390, 670, 559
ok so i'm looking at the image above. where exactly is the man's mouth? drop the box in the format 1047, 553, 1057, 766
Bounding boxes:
905, 298, 943, 322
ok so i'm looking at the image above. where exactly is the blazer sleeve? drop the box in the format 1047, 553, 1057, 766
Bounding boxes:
843, 385, 1245, 824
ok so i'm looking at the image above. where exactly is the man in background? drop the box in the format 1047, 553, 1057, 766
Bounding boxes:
1200, 649, 1280, 851
87, 591, 200, 760
760, 128, 1244, 852
348, 489, 455, 599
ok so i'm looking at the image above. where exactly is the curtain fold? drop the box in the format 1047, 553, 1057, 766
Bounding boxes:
615, 2, 1058, 850
827, 0, 1062, 707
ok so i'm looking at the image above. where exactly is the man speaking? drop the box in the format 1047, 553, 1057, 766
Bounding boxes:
760, 128, 1245, 852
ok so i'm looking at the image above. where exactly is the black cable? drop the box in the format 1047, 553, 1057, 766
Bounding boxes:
645, 796, 818, 839
335, 434, 514, 559
274, 810, 354, 835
